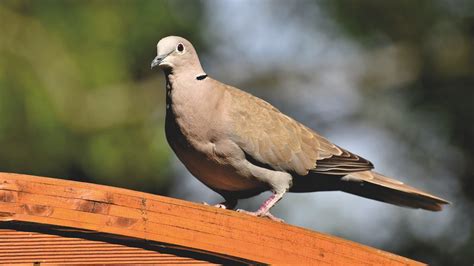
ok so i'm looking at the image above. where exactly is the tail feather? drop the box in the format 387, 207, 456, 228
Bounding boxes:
341, 171, 450, 211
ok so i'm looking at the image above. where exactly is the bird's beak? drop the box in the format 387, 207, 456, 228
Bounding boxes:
151, 51, 173, 69
150, 55, 163, 69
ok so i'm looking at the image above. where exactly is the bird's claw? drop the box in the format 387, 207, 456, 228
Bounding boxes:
202, 202, 232, 209
213, 203, 227, 209
236, 209, 284, 223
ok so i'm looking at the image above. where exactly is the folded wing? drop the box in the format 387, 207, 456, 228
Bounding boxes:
227, 86, 373, 175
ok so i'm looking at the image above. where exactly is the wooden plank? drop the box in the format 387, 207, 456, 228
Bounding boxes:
0, 172, 424, 265
0, 228, 216, 265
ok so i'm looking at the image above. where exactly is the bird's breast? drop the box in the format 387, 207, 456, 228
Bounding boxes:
164, 96, 263, 193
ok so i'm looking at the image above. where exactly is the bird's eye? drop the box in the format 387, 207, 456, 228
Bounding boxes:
176, 43, 184, 53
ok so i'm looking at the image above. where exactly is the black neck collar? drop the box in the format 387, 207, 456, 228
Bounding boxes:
196, 73, 208, 80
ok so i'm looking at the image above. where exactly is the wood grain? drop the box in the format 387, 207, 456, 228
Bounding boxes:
0, 172, 424, 265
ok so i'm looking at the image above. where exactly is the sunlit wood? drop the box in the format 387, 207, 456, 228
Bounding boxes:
0, 172, 423, 265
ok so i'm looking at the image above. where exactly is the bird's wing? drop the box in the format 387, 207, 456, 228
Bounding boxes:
226, 86, 373, 176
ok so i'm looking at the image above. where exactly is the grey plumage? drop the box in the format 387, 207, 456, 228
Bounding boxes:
151, 36, 449, 221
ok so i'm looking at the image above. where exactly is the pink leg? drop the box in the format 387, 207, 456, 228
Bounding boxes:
237, 192, 285, 222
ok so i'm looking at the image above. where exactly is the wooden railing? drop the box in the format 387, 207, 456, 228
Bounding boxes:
0, 172, 423, 265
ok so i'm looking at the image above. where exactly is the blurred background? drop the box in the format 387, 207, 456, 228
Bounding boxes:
1, 0, 472, 264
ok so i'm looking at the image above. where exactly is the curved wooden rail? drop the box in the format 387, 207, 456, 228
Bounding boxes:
0, 172, 423, 265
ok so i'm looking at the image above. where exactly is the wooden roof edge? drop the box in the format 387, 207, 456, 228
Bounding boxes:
0, 172, 424, 265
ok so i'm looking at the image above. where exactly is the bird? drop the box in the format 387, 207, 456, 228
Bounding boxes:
151, 36, 449, 222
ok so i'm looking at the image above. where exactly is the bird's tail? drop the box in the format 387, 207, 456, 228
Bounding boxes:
340, 171, 450, 211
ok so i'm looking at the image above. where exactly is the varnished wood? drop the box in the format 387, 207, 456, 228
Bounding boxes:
0, 172, 424, 265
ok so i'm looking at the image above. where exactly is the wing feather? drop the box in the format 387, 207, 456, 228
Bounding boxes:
227, 86, 373, 175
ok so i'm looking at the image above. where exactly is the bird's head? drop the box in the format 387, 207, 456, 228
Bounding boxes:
151, 36, 204, 76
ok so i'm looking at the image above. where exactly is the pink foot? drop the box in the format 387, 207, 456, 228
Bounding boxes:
236, 209, 284, 223
235, 192, 285, 222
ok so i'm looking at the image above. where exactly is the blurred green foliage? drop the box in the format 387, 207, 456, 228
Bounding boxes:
0, 0, 205, 193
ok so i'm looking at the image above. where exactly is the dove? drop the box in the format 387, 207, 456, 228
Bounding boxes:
151, 36, 449, 221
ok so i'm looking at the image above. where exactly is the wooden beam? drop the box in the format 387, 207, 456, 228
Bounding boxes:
0, 172, 423, 265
